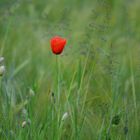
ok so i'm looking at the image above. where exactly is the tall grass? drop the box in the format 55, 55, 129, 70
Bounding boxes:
0, 0, 140, 139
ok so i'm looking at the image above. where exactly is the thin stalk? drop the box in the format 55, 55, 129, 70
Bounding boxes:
98, 118, 105, 140
0, 20, 11, 55
129, 53, 138, 128
55, 55, 62, 140
80, 61, 94, 115
56, 55, 60, 104
77, 47, 91, 105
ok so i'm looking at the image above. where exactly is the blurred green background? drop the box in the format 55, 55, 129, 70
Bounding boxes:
0, 0, 140, 139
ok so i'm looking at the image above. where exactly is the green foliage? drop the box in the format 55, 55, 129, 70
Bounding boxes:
0, 0, 140, 139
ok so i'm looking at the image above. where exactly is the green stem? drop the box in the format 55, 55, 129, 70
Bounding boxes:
56, 55, 60, 104
129, 53, 138, 128
56, 55, 61, 140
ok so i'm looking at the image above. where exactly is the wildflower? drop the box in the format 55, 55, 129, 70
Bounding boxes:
0, 65, 5, 76
50, 36, 67, 55
61, 112, 69, 121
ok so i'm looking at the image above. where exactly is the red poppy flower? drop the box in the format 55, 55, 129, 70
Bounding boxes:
50, 36, 67, 55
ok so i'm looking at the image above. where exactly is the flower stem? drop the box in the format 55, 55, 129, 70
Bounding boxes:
56, 55, 60, 104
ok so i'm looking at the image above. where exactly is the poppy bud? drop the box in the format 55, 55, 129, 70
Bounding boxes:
50, 36, 67, 55
0, 57, 4, 64
0, 65, 5, 76
21, 121, 27, 128
21, 119, 31, 128
61, 112, 69, 121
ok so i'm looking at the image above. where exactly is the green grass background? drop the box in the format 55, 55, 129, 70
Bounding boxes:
0, 0, 140, 139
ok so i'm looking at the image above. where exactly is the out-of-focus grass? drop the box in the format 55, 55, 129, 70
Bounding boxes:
0, 0, 140, 139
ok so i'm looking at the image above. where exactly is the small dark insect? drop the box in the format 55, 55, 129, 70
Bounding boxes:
111, 115, 121, 125
51, 92, 54, 97
51, 92, 55, 103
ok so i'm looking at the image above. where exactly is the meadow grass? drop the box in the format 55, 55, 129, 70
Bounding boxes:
0, 0, 140, 139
